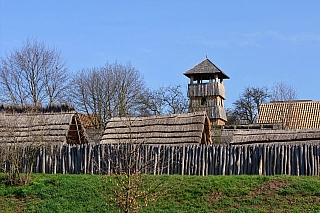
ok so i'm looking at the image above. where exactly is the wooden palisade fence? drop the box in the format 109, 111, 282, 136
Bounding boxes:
1, 144, 320, 176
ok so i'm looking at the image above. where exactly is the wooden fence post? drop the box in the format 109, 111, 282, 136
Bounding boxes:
229, 146, 233, 175
181, 146, 185, 175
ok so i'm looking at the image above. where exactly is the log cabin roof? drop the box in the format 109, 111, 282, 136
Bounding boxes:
101, 112, 212, 145
184, 58, 230, 79
0, 112, 88, 144
258, 101, 320, 129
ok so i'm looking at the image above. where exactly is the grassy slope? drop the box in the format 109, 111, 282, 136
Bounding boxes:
0, 174, 320, 213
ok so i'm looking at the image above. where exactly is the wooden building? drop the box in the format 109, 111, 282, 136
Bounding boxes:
0, 112, 88, 144
258, 100, 320, 129
101, 112, 212, 145
184, 57, 229, 125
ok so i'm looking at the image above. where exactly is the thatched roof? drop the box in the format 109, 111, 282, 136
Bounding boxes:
184, 58, 229, 80
0, 112, 88, 144
78, 114, 99, 129
101, 112, 212, 145
258, 101, 320, 129
228, 129, 320, 145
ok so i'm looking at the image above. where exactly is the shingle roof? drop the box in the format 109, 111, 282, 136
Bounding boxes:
101, 112, 212, 145
184, 58, 230, 79
257, 101, 320, 129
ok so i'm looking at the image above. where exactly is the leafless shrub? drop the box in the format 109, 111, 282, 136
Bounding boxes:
102, 118, 169, 213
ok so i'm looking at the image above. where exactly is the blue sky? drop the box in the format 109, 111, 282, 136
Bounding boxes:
1, 1, 320, 108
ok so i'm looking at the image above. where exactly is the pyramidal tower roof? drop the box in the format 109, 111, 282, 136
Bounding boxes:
184, 57, 230, 79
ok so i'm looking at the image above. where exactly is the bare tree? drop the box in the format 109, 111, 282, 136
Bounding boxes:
269, 81, 298, 129
0, 38, 69, 106
113, 62, 146, 117
136, 88, 166, 116
225, 108, 241, 125
233, 86, 269, 124
136, 84, 189, 116
71, 62, 146, 128
71, 67, 115, 128
270, 81, 298, 102
162, 84, 189, 114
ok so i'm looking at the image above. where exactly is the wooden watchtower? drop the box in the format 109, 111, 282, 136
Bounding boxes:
184, 57, 229, 125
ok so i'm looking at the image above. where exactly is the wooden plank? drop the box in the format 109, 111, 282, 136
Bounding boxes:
161, 146, 165, 174
61, 145, 65, 174
83, 144, 87, 174
171, 146, 175, 175
251, 145, 256, 175
42, 146, 46, 173
315, 144, 320, 175
54, 145, 57, 174
262, 145, 266, 175
153, 146, 158, 175
181, 146, 185, 175
292, 145, 296, 175
222, 146, 226, 175
212, 145, 216, 175
283, 145, 287, 175
217, 145, 221, 175
272, 145, 277, 175
71, 146, 75, 173
201, 146, 205, 176
258, 145, 263, 175
205, 146, 209, 176
296, 145, 300, 176
248, 146, 253, 175
187, 146, 192, 175
97, 145, 101, 174
276, 145, 280, 175
243, 145, 248, 175
236, 146, 241, 175
300, 145, 304, 175
88, 144, 93, 174
288, 144, 292, 175
280, 145, 284, 175
265, 145, 269, 175
194, 146, 198, 175
207, 146, 211, 175
305, 144, 309, 175
101, 144, 106, 174
310, 144, 314, 176
240, 146, 244, 175
229, 146, 233, 175
316, 144, 320, 175
67, 145, 71, 174
48, 145, 52, 174
177, 147, 181, 175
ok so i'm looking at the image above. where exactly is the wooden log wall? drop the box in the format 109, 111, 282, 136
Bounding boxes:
1, 144, 320, 176
188, 82, 226, 99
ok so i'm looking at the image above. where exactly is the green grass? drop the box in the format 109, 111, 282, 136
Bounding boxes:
1, 173, 320, 212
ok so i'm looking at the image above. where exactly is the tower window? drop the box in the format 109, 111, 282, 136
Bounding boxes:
201, 97, 207, 105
